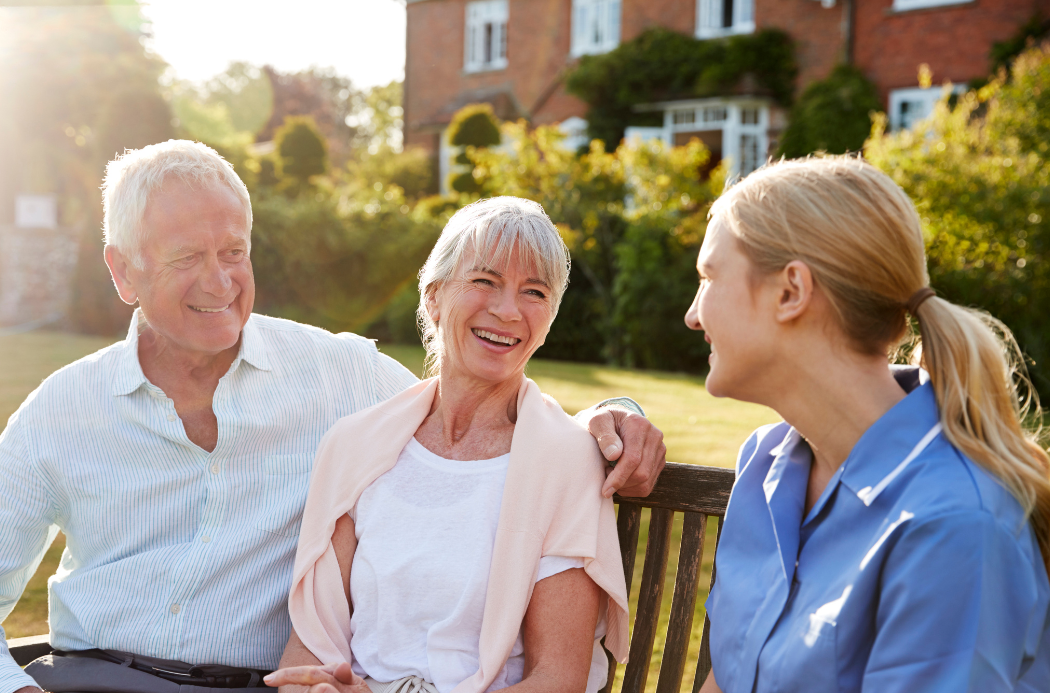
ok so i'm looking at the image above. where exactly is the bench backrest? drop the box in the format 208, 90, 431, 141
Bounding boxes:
602, 462, 735, 693
9, 461, 737, 687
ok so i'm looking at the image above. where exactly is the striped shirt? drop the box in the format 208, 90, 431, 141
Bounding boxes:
0, 311, 418, 693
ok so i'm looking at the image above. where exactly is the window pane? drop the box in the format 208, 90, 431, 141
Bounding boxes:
702, 106, 727, 123
741, 107, 759, 125
736, 0, 753, 24
673, 109, 696, 125
740, 133, 760, 175
722, 0, 734, 28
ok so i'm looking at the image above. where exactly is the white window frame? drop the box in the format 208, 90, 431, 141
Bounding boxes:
888, 85, 964, 131
696, 0, 755, 39
571, 0, 621, 57
659, 98, 769, 178
892, 0, 970, 11
464, 0, 508, 73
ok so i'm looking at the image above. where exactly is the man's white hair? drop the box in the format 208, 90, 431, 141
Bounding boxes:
417, 196, 571, 373
102, 139, 252, 266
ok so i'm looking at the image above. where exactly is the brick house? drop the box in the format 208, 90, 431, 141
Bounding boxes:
404, 0, 1050, 184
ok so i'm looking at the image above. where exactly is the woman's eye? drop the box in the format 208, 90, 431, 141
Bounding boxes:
473, 278, 494, 286
526, 289, 547, 299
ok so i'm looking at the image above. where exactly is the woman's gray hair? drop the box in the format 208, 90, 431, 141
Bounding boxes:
417, 196, 571, 374
102, 139, 252, 267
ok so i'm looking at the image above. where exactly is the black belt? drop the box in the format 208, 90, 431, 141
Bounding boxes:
54, 649, 276, 689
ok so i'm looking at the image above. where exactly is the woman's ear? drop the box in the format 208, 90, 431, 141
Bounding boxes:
425, 287, 440, 326
774, 260, 814, 324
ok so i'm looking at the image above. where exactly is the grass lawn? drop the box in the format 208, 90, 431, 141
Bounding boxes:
1, 331, 778, 693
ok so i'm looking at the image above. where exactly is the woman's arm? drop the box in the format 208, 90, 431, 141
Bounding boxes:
271, 514, 360, 693
505, 567, 601, 693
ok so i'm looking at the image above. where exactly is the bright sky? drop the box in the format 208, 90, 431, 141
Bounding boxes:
140, 0, 407, 89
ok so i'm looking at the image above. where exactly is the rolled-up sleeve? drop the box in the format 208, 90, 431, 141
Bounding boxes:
864, 510, 1047, 693
0, 415, 60, 693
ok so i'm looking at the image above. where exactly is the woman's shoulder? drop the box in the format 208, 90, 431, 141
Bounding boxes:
900, 435, 1033, 539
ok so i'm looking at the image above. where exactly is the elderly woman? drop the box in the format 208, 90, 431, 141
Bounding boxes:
688, 157, 1050, 693
265, 197, 630, 693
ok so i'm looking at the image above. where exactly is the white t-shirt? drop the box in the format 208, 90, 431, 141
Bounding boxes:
348, 437, 608, 693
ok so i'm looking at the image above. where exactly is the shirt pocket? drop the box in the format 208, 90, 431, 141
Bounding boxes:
255, 454, 313, 537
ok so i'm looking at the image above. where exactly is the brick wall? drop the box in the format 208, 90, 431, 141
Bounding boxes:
757, 0, 844, 90
621, 0, 694, 41
854, 0, 1050, 103
405, 0, 587, 153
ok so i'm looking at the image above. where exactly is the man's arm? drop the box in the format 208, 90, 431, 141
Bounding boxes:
0, 422, 58, 693
373, 350, 666, 497
576, 402, 667, 498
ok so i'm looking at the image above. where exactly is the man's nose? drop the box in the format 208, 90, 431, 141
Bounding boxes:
199, 256, 233, 295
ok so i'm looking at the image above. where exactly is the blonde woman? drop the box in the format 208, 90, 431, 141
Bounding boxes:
265, 197, 630, 693
687, 157, 1050, 693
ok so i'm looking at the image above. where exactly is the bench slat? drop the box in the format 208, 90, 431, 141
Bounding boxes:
621, 507, 674, 693
621, 464, 734, 516
654, 512, 707, 693
692, 517, 724, 693
602, 502, 645, 693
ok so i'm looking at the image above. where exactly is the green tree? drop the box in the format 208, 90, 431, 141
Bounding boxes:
447, 104, 502, 194
777, 64, 883, 158
865, 43, 1050, 396
275, 115, 328, 184
0, 0, 173, 334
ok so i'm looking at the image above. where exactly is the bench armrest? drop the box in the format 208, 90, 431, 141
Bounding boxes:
8, 634, 51, 666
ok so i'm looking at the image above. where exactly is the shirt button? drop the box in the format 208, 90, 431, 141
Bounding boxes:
167, 414, 176, 422
210, 464, 220, 474
201, 535, 211, 544
170, 604, 181, 614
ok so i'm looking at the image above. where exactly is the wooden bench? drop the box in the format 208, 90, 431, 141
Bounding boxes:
8, 461, 735, 692
603, 462, 734, 693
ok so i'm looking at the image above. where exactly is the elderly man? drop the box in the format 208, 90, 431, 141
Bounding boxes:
0, 140, 666, 693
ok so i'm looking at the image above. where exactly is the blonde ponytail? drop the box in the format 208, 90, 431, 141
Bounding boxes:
913, 297, 1050, 575
713, 155, 1050, 575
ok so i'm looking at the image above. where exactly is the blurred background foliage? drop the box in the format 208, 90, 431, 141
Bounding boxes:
866, 42, 1050, 397
2, 0, 1048, 393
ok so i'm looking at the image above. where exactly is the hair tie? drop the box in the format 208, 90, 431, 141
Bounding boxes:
905, 287, 936, 315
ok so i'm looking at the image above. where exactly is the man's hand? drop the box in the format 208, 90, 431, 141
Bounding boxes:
581, 406, 666, 498
264, 662, 369, 693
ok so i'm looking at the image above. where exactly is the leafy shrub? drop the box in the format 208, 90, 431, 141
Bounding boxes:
447, 104, 502, 194
251, 185, 442, 333
565, 27, 797, 147
470, 122, 719, 370
865, 43, 1050, 397
275, 115, 328, 182
346, 145, 436, 200
776, 64, 882, 158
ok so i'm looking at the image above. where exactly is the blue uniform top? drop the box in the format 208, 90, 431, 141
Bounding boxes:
706, 368, 1050, 693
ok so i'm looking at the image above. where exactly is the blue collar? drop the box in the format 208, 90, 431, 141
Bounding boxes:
838, 368, 942, 505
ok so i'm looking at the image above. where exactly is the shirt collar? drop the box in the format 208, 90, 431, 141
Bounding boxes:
838, 366, 942, 505
237, 315, 272, 373
110, 311, 271, 397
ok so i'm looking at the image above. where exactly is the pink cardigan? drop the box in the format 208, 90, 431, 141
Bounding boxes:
287, 376, 630, 693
